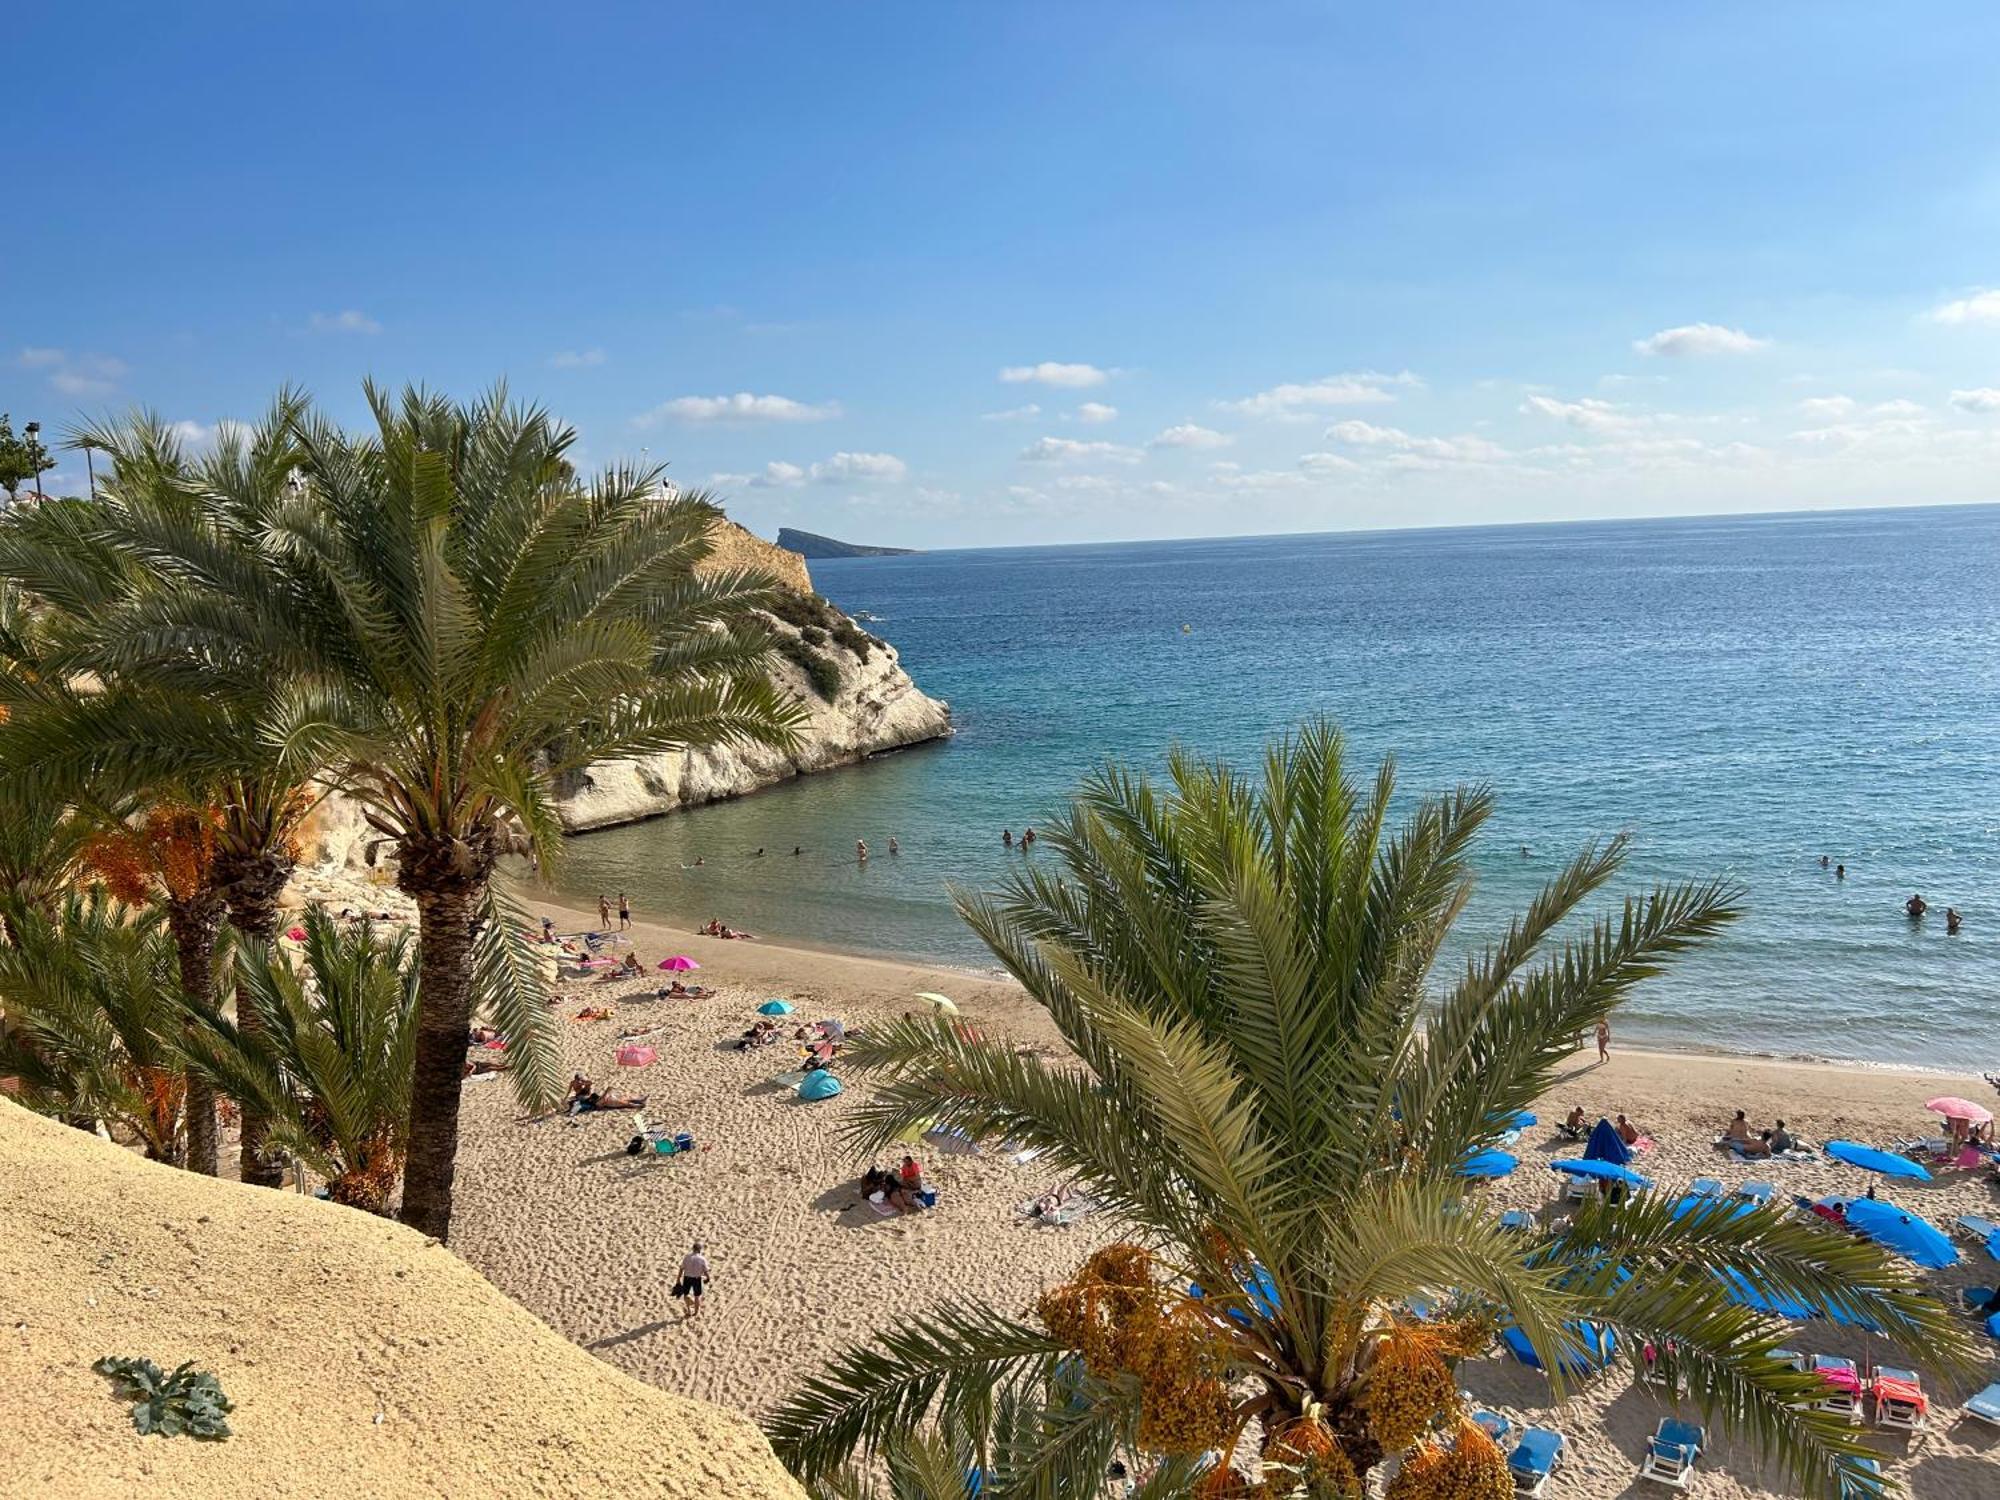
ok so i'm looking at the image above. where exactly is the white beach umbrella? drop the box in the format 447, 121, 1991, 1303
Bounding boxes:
914, 991, 960, 1016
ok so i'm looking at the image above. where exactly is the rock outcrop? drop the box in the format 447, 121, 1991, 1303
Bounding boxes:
553, 519, 948, 830
0, 1097, 807, 1500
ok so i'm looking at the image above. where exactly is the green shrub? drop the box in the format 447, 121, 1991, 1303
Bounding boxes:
777, 636, 843, 701
93, 1356, 234, 1440
800, 624, 828, 647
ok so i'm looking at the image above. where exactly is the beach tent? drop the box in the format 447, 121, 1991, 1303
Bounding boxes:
1457, 1149, 1519, 1179
797, 1072, 842, 1102
1825, 1141, 1930, 1182
1583, 1118, 1631, 1166
758, 999, 794, 1016
1842, 1199, 1958, 1268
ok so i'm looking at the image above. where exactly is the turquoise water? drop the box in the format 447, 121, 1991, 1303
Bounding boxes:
549, 505, 2000, 1066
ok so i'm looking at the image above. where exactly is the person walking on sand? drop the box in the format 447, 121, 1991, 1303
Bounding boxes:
672, 1240, 710, 1322
617, 892, 631, 930
1595, 1017, 1611, 1064
598, 893, 611, 929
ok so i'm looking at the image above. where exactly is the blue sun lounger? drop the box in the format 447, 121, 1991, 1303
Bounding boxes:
1500, 1208, 1533, 1232
1507, 1427, 1565, 1496
1638, 1417, 1704, 1489
1965, 1382, 2000, 1426
1737, 1180, 1775, 1204
1688, 1177, 1724, 1198
1470, 1409, 1510, 1444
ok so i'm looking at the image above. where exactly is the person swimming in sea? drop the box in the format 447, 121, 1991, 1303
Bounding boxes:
1002, 829, 1013, 847
856, 838, 868, 862
1947, 907, 1962, 935
1906, 892, 1927, 921
1819, 854, 1830, 868
1835, 863, 1845, 880
889, 836, 900, 855
792, 845, 803, 856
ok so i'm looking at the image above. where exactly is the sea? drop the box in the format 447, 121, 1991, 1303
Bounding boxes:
549, 504, 2000, 1068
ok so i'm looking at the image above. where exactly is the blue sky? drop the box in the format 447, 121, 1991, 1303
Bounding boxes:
8, 3, 2000, 546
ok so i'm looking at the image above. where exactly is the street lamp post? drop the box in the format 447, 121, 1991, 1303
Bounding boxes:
81, 440, 97, 496
24, 422, 44, 499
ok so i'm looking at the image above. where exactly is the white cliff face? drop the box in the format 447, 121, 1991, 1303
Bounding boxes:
553, 615, 950, 831
295, 522, 949, 872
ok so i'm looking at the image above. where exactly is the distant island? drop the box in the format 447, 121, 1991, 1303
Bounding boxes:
776, 527, 918, 559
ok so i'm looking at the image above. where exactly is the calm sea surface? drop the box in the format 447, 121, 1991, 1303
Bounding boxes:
550, 506, 2000, 1067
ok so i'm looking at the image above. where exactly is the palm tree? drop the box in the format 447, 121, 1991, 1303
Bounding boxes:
181, 905, 420, 1213
78, 801, 231, 1173
38, 383, 801, 1240
0, 399, 338, 1185
0, 888, 189, 1162
767, 722, 1974, 1499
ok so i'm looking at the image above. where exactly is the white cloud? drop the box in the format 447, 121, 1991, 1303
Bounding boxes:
1632, 322, 1769, 357
711, 451, 909, 489
1949, 387, 2000, 413
811, 451, 908, 484
1019, 436, 1140, 464
1795, 395, 1858, 420
18, 350, 129, 398
1324, 419, 1507, 463
710, 461, 808, 490
1148, 423, 1231, 450
1073, 402, 1118, 425
1297, 451, 1363, 475
1519, 395, 1633, 432
168, 420, 217, 447
1218, 371, 1419, 419
1870, 398, 1925, 418
981, 403, 1041, 422
308, 309, 382, 335
549, 348, 605, 369
1928, 289, 2000, 327
638, 392, 840, 425
999, 362, 1108, 389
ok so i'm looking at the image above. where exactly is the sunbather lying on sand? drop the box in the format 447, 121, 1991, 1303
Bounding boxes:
467, 1025, 503, 1045
566, 1075, 645, 1115
573, 1005, 615, 1021
657, 980, 710, 998
736, 1020, 783, 1051
463, 1057, 508, 1077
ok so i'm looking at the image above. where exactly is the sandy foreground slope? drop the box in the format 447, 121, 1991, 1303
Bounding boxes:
447, 893, 2000, 1498
0, 1096, 804, 1500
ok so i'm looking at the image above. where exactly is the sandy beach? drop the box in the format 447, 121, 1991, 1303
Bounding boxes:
429, 887, 2000, 1497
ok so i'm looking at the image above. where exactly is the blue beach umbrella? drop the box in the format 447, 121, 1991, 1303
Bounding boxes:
1986, 1310, 2000, 1342
1457, 1149, 1519, 1179
1842, 1198, 1958, 1268
1715, 1267, 1816, 1320
1502, 1320, 1618, 1374
758, 999, 794, 1016
1551, 1158, 1652, 1189
1825, 1140, 1931, 1182
1583, 1118, 1631, 1166
1190, 1262, 1281, 1325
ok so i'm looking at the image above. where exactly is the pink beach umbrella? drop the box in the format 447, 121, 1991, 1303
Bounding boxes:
1925, 1096, 1993, 1124
659, 955, 701, 972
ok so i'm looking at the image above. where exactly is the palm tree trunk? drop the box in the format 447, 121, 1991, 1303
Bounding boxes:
398, 880, 482, 1241
165, 896, 225, 1175
218, 851, 294, 1189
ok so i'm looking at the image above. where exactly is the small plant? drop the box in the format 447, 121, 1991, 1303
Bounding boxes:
93, 1355, 234, 1440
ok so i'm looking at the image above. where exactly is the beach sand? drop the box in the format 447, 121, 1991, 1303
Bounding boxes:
433, 889, 2000, 1495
